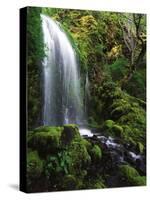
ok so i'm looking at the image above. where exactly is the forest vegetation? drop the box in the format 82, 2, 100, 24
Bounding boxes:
26, 7, 146, 192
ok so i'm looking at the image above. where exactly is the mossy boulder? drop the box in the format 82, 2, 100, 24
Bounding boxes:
118, 104, 145, 128
119, 164, 146, 186
67, 135, 91, 175
62, 175, 80, 190
93, 181, 105, 189
104, 120, 115, 129
104, 120, 124, 138
111, 99, 131, 119
27, 124, 94, 191
119, 165, 139, 181
27, 151, 43, 179
85, 176, 106, 189
90, 144, 102, 162
34, 126, 62, 133
28, 126, 63, 155
112, 124, 123, 138
131, 176, 146, 186
118, 164, 146, 186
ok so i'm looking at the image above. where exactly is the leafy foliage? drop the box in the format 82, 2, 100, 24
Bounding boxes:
27, 7, 44, 63
26, 8, 146, 192
27, 7, 44, 129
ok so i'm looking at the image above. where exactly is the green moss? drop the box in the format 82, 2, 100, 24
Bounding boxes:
131, 176, 146, 186
67, 136, 91, 175
104, 119, 115, 129
137, 142, 144, 154
42, 127, 92, 190
111, 99, 131, 119
34, 126, 63, 133
85, 176, 106, 189
127, 137, 137, 146
62, 175, 80, 190
27, 151, 43, 179
29, 126, 62, 155
119, 105, 145, 126
119, 165, 139, 183
100, 82, 146, 145
90, 144, 102, 162
104, 119, 124, 138
63, 124, 79, 129
122, 125, 132, 136
93, 181, 106, 189
31, 124, 92, 189
119, 165, 146, 186
82, 138, 92, 150
121, 125, 145, 147
112, 124, 123, 137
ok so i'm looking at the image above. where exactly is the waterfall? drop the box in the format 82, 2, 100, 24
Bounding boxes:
85, 72, 90, 114
41, 14, 83, 126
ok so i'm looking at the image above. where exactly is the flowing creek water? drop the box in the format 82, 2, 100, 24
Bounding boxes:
80, 129, 146, 175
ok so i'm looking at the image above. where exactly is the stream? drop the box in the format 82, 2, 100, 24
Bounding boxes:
79, 128, 146, 175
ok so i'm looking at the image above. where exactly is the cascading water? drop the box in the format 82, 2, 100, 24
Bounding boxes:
84, 72, 90, 114
41, 14, 83, 126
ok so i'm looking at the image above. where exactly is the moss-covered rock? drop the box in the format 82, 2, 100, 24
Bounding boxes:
119, 164, 146, 186
131, 176, 146, 186
93, 181, 105, 189
67, 135, 91, 175
119, 165, 139, 181
27, 124, 94, 191
62, 175, 80, 190
104, 120, 124, 138
112, 124, 123, 137
34, 126, 62, 133
90, 144, 102, 162
85, 176, 106, 189
29, 126, 62, 155
27, 151, 43, 179
104, 119, 115, 129
111, 99, 131, 119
